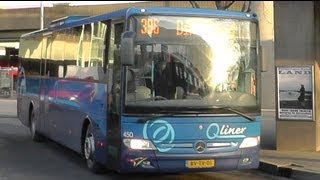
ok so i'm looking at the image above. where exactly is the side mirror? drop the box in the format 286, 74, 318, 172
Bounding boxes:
120, 31, 136, 66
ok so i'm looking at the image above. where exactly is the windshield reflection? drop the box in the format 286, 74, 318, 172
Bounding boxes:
126, 16, 258, 109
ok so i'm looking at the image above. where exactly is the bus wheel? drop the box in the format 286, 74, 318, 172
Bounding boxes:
30, 109, 43, 142
84, 124, 104, 174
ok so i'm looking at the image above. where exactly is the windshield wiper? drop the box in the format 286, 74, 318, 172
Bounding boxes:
212, 106, 256, 122
136, 107, 255, 123
182, 106, 256, 122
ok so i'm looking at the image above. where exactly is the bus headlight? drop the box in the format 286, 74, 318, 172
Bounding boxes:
239, 136, 260, 148
123, 139, 156, 150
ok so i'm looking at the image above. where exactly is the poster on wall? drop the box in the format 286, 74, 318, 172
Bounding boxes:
277, 66, 314, 120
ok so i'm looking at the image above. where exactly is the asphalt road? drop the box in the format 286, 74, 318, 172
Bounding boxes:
0, 99, 289, 180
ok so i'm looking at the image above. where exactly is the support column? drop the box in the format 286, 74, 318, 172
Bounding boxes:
275, 1, 317, 151
314, 1, 320, 151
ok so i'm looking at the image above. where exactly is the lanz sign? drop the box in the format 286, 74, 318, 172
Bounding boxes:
278, 69, 312, 75
277, 66, 314, 121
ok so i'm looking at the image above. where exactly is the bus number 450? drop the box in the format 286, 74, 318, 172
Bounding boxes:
123, 131, 134, 138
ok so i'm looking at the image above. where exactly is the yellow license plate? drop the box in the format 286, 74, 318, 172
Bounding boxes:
186, 160, 215, 168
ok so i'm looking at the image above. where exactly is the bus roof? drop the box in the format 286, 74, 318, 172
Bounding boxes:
126, 7, 257, 19
21, 7, 258, 38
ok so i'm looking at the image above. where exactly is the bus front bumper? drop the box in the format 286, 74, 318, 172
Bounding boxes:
119, 146, 259, 173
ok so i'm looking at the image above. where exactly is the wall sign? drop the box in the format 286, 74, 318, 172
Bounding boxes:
277, 66, 314, 120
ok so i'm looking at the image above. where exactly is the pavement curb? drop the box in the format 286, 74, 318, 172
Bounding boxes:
290, 168, 320, 180
0, 114, 17, 118
259, 160, 320, 179
259, 161, 291, 178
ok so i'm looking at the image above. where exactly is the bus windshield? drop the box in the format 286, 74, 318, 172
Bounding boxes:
125, 15, 258, 112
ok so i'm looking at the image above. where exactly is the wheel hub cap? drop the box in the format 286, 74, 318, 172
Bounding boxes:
84, 135, 95, 160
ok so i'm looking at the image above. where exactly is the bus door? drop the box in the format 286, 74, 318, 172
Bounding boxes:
39, 34, 52, 136
106, 21, 124, 169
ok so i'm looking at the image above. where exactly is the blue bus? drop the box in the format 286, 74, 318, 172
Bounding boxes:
17, 7, 261, 173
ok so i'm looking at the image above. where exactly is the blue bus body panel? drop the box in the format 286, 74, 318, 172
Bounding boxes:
120, 115, 261, 172
17, 76, 41, 127
48, 78, 108, 152
18, 76, 108, 163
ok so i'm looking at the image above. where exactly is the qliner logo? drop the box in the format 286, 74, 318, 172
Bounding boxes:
143, 119, 175, 152
206, 123, 246, 139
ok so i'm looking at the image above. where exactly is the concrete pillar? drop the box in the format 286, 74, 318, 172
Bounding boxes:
314, 2, 320, 151
251, 1, 276, 149
274, 1, 318, 151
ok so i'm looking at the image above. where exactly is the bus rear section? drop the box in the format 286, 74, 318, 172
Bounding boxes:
121, 115, 260, 172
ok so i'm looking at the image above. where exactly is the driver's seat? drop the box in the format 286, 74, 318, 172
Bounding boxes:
126, 69, 151, 101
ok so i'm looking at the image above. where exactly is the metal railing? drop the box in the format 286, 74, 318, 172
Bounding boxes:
0, 67, 17, 98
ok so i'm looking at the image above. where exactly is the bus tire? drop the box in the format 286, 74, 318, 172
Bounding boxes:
29, 109, 43, 142
84, 123, 105, 174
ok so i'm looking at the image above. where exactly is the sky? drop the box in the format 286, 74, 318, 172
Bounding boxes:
278, 67, 312, 91
0, 1, 145, 9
